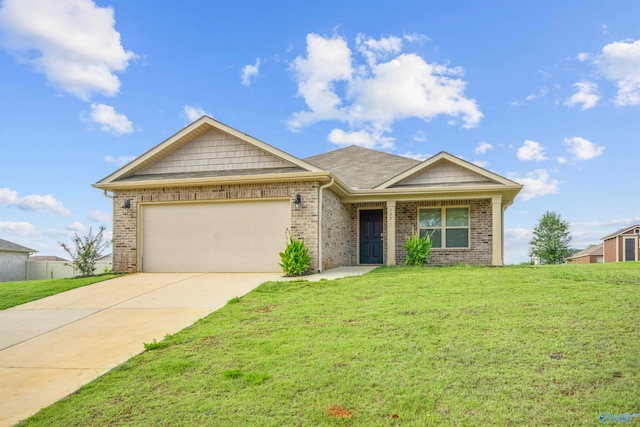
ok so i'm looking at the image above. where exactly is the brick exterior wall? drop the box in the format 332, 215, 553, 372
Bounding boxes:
320, 189, 353, 270
111, 181, 320, 273
395, 199, 493, 266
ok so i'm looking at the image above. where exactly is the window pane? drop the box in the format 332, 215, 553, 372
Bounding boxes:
419, 209, 441, 228
420, 228, 441, 247
446, 229, 468, 248
446, 208, 468, 226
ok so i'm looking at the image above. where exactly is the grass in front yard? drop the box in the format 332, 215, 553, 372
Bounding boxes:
0, 274, 120, 310
19, 263, 640, 426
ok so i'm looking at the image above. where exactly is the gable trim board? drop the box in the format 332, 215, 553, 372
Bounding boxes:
95, 116, 522, 273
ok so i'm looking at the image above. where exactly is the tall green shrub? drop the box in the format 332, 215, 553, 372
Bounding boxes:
279, 234, 311, 276
404, 230, 432, 266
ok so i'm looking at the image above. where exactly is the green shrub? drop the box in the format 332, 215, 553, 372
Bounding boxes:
279, 235, 311, 276
404, 230, 432, 266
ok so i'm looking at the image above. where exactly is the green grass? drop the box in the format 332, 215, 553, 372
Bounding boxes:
18, 263, 640, 426
0, 274, 120, 310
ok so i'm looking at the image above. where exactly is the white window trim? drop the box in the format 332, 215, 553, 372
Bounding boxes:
417, 206, 470, 250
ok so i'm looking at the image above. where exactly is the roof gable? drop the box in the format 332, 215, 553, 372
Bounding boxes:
95, 116, 324, 187
138, 127, 296, 175
304, 145, 420, 189
377, 152, 520, 189
602, 224, 640, 240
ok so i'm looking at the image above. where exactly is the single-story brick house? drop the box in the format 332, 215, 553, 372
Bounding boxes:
94, 116, 522, 273
566, 244, 603, 264
602, 224, 640, 262
0, 238, 37, 282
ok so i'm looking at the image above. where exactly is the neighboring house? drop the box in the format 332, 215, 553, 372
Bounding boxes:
567, 244, 603, 264
602, 224, 640, 263
0, 238, 37, 282
94, 116, 523, 273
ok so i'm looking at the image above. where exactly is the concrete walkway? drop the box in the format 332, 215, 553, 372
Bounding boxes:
0, 266, 376, 426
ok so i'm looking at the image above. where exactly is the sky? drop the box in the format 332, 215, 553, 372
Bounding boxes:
0, 0, 639, 264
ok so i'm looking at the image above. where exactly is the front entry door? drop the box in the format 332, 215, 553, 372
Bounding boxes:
624, 237, 637, 261
359, 209, 383, 264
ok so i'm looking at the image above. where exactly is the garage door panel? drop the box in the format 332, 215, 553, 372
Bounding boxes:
142, 200, 290, 272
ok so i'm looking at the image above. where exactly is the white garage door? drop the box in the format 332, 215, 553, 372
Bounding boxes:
141, 200, 290, 272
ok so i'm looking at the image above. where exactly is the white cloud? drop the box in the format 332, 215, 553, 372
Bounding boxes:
104, 154, 136, 166
183, 105, 208, 122
66, 221, 85, 233
45, 228, 76, 239
400, 151, 431, 161
0, 187, 71, 215
473, 160, 489, 168
412, 130, 427, 142
526, 87, 548, 101
241, 57, 261, 86
563, 136, 604, 160
356, 33, 403, 67
327, 128, 394, 149
0, 0, 136, 100
0, 221, 36, 236
517, 140, 547, 162
88, 210, 110, 222
595, 39, 640, 106
557, 156, 568, 164
572, 216, 640, 228
577, 52, 589, 62
475, 142, 493, 154
564, 81, 599, 110
505, 227, 532, 241
88, 103, 133, 135
288, 33, 353, 130
508, 169, 561, 201
288, 33, 482, 148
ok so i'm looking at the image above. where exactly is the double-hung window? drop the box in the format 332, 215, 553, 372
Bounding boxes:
418, 207, 469, 248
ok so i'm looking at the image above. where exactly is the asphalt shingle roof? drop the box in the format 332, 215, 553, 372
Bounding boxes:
602, 224, 640, 240
0, 238, 36, 253
304, 145, 420, 189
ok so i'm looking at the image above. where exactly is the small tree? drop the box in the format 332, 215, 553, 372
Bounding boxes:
529, 211, 572, 264
60, 226, 110, 277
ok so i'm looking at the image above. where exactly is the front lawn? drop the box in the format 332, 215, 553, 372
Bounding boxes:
19, 263, 640, 426
0, 275, 120, 310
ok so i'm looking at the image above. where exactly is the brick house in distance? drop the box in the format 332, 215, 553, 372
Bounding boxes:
94, 116, 523, 274
602, 224, 640, 263
566, 244, 603, 264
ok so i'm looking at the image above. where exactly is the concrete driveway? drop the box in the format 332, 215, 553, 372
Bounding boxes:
0, 267, 377, 426
0, 272, 281, 427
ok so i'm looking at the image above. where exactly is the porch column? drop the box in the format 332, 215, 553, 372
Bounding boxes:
387, 201, 396, 266
491, 196, 503, 266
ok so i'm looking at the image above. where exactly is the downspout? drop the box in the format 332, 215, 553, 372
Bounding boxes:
317, 178, 335, 273
102, 190, 114, 199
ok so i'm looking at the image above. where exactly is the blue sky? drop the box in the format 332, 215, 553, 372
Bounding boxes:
0, 0, 638, 264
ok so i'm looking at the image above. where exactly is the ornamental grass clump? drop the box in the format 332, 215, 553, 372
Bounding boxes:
279, 232, 311, 276
404, 230, 432, 266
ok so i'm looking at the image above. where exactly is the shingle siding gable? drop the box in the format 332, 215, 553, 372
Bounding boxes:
138, 128, 296, 176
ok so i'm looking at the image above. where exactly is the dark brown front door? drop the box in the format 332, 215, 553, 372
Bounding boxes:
359, 209, 383, 264
624, 238, 637, 261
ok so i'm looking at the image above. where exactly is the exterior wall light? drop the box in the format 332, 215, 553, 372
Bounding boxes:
294, 194, 302, 210
122, 199, 131, 215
